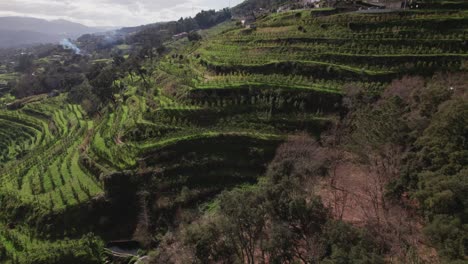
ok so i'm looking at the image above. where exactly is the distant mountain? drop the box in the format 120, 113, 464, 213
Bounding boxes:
0, 17, 106, 48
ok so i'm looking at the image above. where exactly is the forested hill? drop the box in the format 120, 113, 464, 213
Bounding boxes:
232, 0, 291, 15
0, 1, 467, 263
0, 17, 106, 48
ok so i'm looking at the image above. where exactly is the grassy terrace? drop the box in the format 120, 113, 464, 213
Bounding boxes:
121, 7, 468, 197
141, 9, 468, 124
0, 94, 107, 261
0, 73, 18, 82
0, 96, 102, 229
132, 12, 465, 152
0, 222, 101, 264
132, 9, 468, 165
148, 11, 468, 149
137, 131, 284, 153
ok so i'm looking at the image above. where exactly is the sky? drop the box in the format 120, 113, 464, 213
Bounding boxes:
0, 0, 245, 28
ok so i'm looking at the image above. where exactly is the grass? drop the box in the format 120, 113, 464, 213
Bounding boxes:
138, 131, 284, 153
116, 44, 131, 50
195, 80, 343, 94
0, 223, 103, 264
92, 58, 112, 64
0, 73, 18, 81
0, 97, 103, 214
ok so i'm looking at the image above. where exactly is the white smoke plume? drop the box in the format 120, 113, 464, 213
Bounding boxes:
60, 39, 81, 54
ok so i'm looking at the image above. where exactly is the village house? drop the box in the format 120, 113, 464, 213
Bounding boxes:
172, 32, 188, 41
277, 0, 321, 12
363, 0, 406, 9
277, 5, 290, 12
241, 14, 256, 28
48, 55, 63, 63
254, 8, 269, 17
302, 0, 321, 7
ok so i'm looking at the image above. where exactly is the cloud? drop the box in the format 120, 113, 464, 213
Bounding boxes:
0, 0, 244, 27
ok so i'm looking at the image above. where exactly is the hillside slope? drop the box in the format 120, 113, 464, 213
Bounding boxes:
0, 4, 467, 264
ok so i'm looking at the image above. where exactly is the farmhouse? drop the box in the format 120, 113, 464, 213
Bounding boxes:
302, 0, 320, 7
363, 0, 406, 9
277, 4, 292, 12
277, 0, 321, 12
241, 15, 256, 27
172, 32, 188, 41
254, 8, 269, 17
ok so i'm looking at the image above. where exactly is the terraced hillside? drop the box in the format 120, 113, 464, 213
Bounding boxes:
0, 5, 467, 263
197, 10, 466, 84
0, 94, 103, 263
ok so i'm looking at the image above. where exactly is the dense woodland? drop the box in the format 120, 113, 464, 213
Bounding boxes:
0, 0, 467, 263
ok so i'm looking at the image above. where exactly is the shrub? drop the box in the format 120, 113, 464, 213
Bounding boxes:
188, 32, 202, 42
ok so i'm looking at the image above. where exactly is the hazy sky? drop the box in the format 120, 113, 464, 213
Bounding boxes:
0, 0, 244, 27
